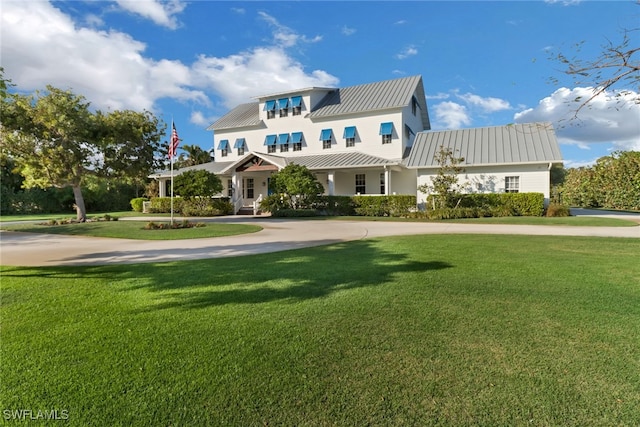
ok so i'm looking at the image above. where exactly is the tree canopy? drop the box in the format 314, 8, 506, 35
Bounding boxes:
269, 164, 324, 209
1, 84, 164, 221
173, 170, 223, 198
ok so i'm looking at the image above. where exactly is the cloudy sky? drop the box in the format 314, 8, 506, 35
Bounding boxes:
1, 0, 638, 167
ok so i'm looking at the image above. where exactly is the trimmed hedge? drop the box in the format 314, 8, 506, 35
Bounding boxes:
130, 197, 149, 212
149, 197, 232, 217
270, 209, 318, 218
427, 193, 545, 217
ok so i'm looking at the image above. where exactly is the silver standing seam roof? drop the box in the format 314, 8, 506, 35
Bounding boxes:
405, 122, 563, 168
207, 75, 431, 132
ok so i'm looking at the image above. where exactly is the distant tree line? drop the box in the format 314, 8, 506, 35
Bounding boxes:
560, 151, 640, 211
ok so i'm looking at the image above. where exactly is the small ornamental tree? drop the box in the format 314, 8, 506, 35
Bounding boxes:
418, 145, 467, 209
173, 169, 223, 198
269, 164, 324, 209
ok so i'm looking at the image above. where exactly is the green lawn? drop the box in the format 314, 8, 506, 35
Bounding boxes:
0, 211, 154, 222
2, 235, 639, 426
0, 220, 262, 240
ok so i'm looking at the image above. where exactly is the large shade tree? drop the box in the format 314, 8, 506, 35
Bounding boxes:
0, 83, 164, 221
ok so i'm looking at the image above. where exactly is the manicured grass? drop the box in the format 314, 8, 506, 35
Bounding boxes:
1, 220, 262, 240
1, 235, 639, 426
442, 215, 639, 227
325, 215, 638, 227
0, 211, 154, 222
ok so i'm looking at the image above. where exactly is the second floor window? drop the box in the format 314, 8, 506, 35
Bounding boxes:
218, 139, 229, 157
344, 126, 356, 148
380, 122, 393, 144
291, 132, 303, 152
320, 129, 332, 150
264, 100, 276, 119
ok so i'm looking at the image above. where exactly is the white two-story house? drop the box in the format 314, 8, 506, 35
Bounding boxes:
152, 75, 562, 213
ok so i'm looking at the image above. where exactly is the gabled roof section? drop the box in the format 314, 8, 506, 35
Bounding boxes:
405, 122, 563, 168
309, 75, 430, 129
207, 102, 262, 131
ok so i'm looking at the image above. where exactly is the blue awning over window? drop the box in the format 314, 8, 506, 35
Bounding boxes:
277, 133, 290, 145
233, 138, 245, 149
217, 139, 229, 150
291, 132, 303, 143
379, 122, 393, 135
320, 129, 332, 141
264, 100, 276, 111
264, 135, 277, 146
291, 96, 302, 107
343, 126, 357, 139
278, 98, 289, 109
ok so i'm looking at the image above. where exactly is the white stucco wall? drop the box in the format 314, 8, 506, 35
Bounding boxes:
416, 163, 552, 206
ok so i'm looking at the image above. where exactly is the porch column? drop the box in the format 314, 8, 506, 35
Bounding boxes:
327, 171, 335, 196
159, 178, 167, 197
384, 167, 391, 195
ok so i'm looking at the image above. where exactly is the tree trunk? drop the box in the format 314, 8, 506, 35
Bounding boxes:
72, 184, 87, 222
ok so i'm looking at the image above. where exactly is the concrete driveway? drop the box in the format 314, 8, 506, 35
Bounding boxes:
1, 214, 638, 267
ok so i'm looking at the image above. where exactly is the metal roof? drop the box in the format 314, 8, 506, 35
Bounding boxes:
207, 102, 262, 131
207, 75, 431, 132
309, 75, 430, 129
150, 160, 235, 179
405, 122, 563, 168
260, 151, 400, 170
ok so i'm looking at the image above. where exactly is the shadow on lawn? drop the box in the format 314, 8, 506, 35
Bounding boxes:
2, 239, 452, 309
135, 240, 452, 309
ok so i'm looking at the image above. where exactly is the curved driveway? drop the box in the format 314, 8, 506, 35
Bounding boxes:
1, 213, 638, 267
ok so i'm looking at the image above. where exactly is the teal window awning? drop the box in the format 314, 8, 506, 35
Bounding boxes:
217, 139, 229, 150
291, 132, 303, 143
320, 129, 332, 141
343, 126, 357, 139
278, 98, 289, 109
264, 100, 276, 111
233, 138, 245, 149
379, 122, 393, 135
277, 133, 290, 145
264, 135, 277, 146
291, 96, 302, 107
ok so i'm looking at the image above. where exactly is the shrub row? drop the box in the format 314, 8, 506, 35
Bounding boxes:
427, 193, 545, 217
147, 197, 233, 216
266, 195, 417, 217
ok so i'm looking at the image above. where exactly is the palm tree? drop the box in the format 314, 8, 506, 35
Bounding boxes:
175, 144, 212, 168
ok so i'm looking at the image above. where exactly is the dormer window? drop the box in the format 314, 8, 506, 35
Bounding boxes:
264, 100, 276, 119
291, 96, 302, 116
278, 98, 289, 117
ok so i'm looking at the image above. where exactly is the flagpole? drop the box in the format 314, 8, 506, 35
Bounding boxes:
170, 119, 175, 226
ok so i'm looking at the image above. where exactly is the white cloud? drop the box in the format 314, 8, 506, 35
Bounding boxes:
433, 102, 471, 129
342, 26, 356, 36
396, 45, 418, 60
1, 2, 338, 115
190, 111, 216, 127
456, 92, 512, 112
514, 87, 640, 151
115, 0, 186, 29
258, 11, 322, 48
192, 47, 339, 108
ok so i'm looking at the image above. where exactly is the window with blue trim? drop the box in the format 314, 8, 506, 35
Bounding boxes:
264, 100, 276, 119
291, 96, 302, 116
278, 98, 289, 117
320, 129, 332, 149
234, 138, 246, 155
344, 126, 356, 147
278, 133, 289, 152
380, 122, 393, 144
218, 139, 229, 157
291, 132, 303, 152
265, 134, 277, 153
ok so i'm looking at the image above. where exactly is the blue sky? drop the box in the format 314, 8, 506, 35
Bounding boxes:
2, 0, 638, 167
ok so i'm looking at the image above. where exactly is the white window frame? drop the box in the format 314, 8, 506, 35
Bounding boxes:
355, 174, 366, 194
505, 176, 520, 193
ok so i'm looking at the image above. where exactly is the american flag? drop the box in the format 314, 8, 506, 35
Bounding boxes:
168, 122, 181, 159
